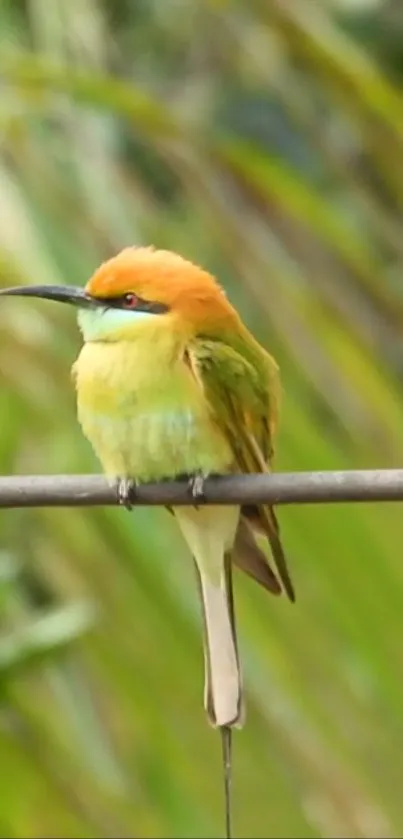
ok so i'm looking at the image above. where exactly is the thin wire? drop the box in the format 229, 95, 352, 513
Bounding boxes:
221, 725, 232, 839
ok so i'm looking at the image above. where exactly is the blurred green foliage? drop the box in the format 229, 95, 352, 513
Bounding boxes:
1, 1, 403, 836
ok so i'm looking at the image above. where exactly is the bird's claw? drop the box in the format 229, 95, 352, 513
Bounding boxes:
117, 477, 137, 511
188, 473, 206, 507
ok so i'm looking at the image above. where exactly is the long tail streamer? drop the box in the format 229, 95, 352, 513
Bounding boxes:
221, 725, 232, 839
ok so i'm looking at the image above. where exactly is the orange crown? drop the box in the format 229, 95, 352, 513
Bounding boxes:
85, 246, 240, 329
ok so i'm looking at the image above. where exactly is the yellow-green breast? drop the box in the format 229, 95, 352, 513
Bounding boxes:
73, 335, 233, 481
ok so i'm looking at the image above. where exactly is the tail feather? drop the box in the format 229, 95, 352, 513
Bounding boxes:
262, 506, 295, 602
196, 553, 243, 727
233, 518, 281, 595
241, 504, 295, 602
175, 505, 243, 728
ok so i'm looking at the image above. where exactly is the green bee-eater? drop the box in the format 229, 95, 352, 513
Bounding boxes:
0, 246, 295, 835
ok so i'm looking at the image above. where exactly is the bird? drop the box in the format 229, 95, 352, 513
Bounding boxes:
0, 246, 295, 837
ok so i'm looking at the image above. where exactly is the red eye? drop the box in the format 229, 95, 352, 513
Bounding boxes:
123, 293, 138, 309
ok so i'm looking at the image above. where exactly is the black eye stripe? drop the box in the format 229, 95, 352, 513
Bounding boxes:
97, 295, 169, 314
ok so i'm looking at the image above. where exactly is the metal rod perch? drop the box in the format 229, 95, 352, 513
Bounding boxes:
0, 470, 403, 508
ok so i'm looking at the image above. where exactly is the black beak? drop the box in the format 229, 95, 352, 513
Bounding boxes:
0, 285, 98, 308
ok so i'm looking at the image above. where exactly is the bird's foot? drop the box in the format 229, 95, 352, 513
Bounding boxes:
117, 477, 137, 511
187, 472, 207, 508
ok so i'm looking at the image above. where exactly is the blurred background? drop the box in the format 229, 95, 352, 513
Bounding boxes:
1, 0, 403, 836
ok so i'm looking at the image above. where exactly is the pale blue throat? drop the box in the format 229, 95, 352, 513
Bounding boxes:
78, 306, 158, 342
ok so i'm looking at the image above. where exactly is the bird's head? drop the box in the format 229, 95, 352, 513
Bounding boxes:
0, 247, 239, 342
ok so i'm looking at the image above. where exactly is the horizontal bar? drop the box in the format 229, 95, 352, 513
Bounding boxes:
0, 470, 403, 509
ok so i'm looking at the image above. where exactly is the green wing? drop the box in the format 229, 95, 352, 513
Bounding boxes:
189, 337, 295, 602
